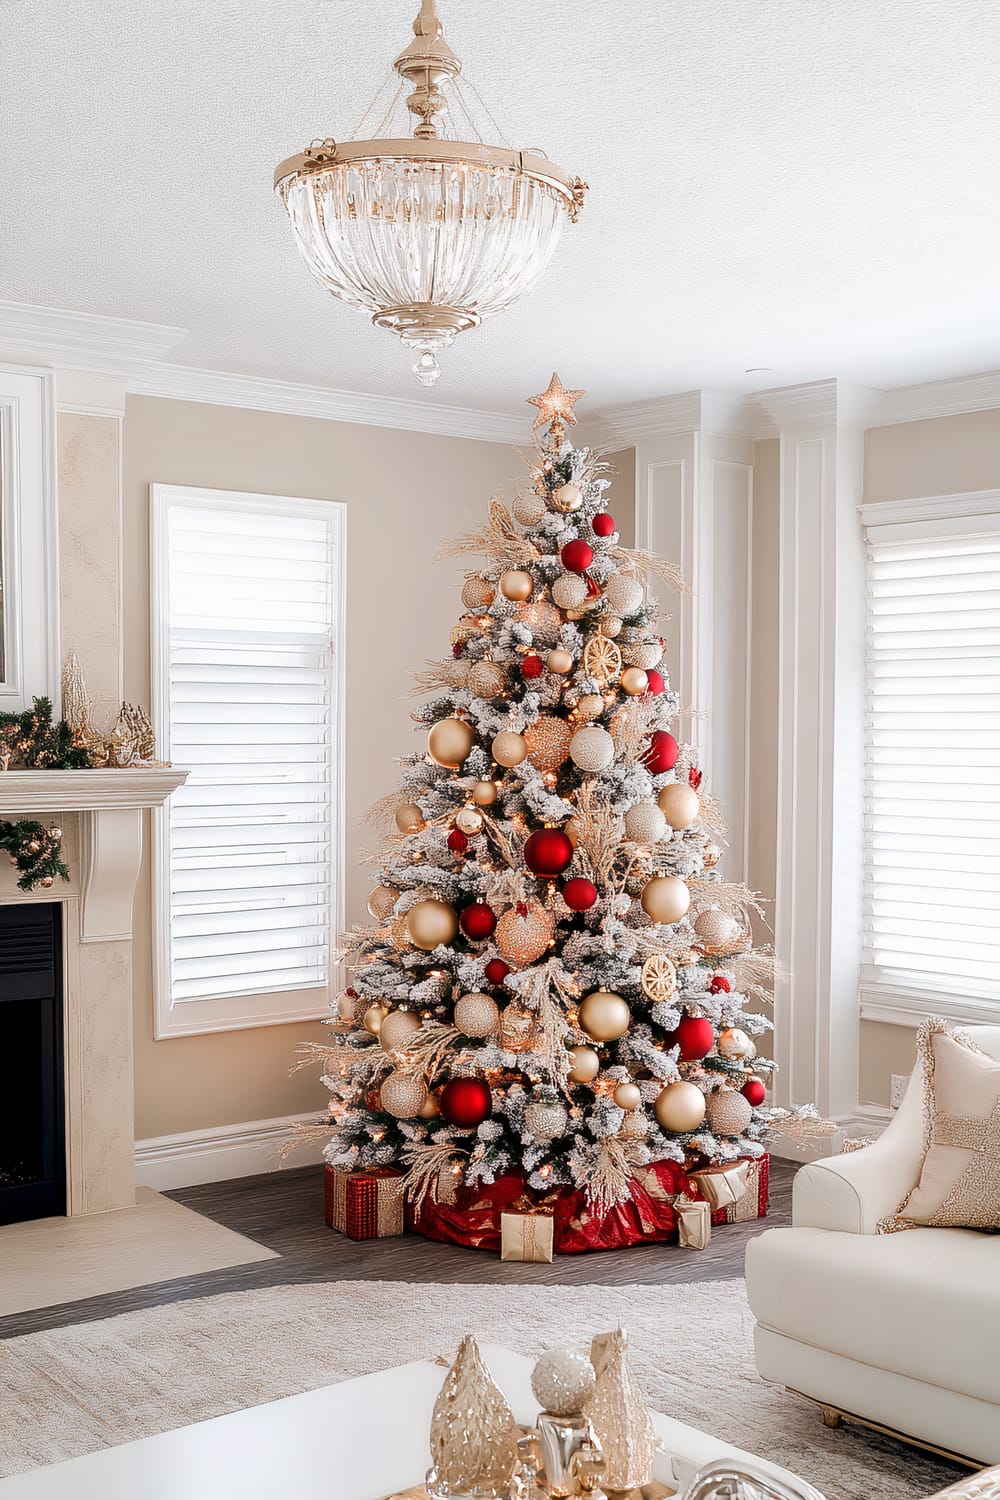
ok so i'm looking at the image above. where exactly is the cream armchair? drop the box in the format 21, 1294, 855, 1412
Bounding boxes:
745, 1025, 1000, 1466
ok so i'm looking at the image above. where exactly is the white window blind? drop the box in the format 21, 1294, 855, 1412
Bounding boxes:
864, 503, 1000, 1014
151, 486, 345, 1037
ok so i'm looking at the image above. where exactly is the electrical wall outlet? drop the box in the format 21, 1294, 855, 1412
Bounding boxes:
890, 1073, 909, 1110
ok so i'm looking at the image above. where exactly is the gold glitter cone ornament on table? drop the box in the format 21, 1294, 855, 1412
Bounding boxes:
425, 1334, 520, 1499
585, 1328, 657, 1498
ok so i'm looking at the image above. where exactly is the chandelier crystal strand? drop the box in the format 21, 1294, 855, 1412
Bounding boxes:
274, 0, 586, 387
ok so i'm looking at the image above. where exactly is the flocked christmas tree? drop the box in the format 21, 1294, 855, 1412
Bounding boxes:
315, 375, 789, 1216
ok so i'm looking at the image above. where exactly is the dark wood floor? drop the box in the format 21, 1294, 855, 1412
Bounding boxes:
0, 1158, 796, 1341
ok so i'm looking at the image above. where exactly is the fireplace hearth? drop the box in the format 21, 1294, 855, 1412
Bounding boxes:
0, 903, 64, 1225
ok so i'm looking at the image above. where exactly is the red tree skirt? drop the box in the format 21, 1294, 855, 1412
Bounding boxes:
408, 1155, 769, 1254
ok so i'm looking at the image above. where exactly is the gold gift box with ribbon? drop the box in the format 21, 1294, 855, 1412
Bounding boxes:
689, 1160, 750, 1211
500, 1210, 555, 1262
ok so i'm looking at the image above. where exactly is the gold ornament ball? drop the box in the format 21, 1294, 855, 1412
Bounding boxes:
395, 802, 425, 834
417, 1090, 442, 1120
524, 1099, 569, 1139
551, 573, 589, 610
621, 666, 649, 696
579, 989, 631, 1043
454, 991, 501, 1038
380, 1071, 429, 1119
406, 898, 459, 951
40, 876, 54, 889
524, 716, 574, 773
500, 569, 533, 602
472, 779, 499, 806
604, 573, 645, 618
706, 1088, 754, 1136
495, 900, 555, 964
624, 802, 667, 845
641, 875, 691, 925
694, 909, 740, 948
513, 491, 548, 526
658, 783, 701, 830
568, 1044, 601, 1083
461, 575, 495, 611
600, 615, 623, 638
449, 658, 471, 688
380, 1009, 422, 1052
718, 1026, 756, 1061
552, 481, 584, 513
614, 1082, 642, 1111
455, 806, 485, 836
468, 660, 508, 699
570, 725, 615, 773
654, 1081, 707, 1133
428, 717, 475, 769
547, 647, 574, 674
492, 731, 527, 768
363, 1002, 390, 1036
367, 884, 399, 921
575, 693, 604, 722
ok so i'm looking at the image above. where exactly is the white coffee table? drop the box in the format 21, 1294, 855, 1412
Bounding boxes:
0, 1344, 800, 1499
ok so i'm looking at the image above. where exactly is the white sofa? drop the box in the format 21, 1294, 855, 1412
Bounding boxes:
745, 1024, 1000, 1466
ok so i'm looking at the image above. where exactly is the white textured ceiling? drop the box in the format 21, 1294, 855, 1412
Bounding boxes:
3, 0, 1000, 414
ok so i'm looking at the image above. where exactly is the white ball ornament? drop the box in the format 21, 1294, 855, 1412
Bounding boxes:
531, 1350, 595, 1415
379, 1009, 422, 1052
613, 1082, 642, 1111
706, 1088, 754, 1136
654, 1080, 707, 1132
551, 482, 584, 515
500, 569, 533, 602
575, 694, 604, 722
492, 731, 528, 768
455, 806, 485, 835
600, 615, 623, 638
453, 992, 500, 1038
604, 573, 644, 618
570, 725, 615, 772
658, 783, 701, 830
551, 573, 589, 610
624, 803, 667, 844
622, 637, 665, 670
717, 1026, 756, 1060
641, 875, 691, 924
694, 910, 740, 948
524, 1099, 569, 1140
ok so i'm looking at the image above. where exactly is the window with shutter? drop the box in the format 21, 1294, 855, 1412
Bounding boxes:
861, 493, 1000, 1026
150, 486, 346, 1037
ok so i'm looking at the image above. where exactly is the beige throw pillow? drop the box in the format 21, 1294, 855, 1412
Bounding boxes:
881, 1019, 1000, 1233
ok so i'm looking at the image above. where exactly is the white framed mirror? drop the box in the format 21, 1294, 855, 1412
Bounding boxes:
0, 366, 59, 709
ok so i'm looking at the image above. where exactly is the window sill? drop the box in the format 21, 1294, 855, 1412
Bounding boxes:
860, 981, 1000, 1030
153, 984, 330, 1039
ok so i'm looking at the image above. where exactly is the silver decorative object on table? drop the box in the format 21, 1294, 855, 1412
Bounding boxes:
679, 1459, 827, 1500
516, 1350, 606, 1497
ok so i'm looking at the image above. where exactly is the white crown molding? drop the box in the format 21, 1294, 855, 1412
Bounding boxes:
135, 1111, 326, 1190
0, 299, 188, 379
584, 389, 776, 446
131, 362, 525, 444
753, 378, 883, 432
873, 368, 1000, 427
860, 487, 1000, 529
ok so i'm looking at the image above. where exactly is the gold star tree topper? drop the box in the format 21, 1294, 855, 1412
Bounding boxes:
527, 372, 586, 452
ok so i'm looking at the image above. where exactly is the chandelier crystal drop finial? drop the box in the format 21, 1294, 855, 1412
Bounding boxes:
274, 2, 587, 387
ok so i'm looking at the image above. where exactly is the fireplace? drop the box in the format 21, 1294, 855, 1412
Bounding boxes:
0, 903, 65, 1226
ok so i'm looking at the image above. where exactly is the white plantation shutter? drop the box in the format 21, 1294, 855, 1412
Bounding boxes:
151, 487, 345, 1036
863, 500, 1000, 1015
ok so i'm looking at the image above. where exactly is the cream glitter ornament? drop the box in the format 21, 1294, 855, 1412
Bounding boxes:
513, 491, 548, 527
500, 569, 533, 602
524, 716, 573, 773
367, 884, 399, 921
613, 1082, 642, 1111
579, 989, 631, 1042
624, 802, 666, 844
547, 647, 574, 674
492, 730, 527, 768
570, 725, 615, 772
461, 575, 495, 611
694, 909, 740, 948
641, 874, 690, 924
524, 1099, 569, 1139
658, 782, 700, 830
604, 573, 644, 618
654, 1080, 706, 1132
379, 1009, 422, 1052
575, 693, 604, 722
567, 1044, 600, 1082
706, 1088, 754, 1135
426, 1334, 519, 1499
427, 717, 475, 768
455, 805, 485, 835
551, 573, 589, 610
406, 898, 459, 951
395, 802, 425, 834
718, 1026, 756, 1060
468, 660, 508, 699
532, 1349, 596, 1414
622, 638, 664, 670
515, 601, 563, 648
472, 779, 499, 806
551, 481, 584, 514
621, 666, 649, 696
495, 900, 554, 963
600, 615, 623, 638
380, 1071, 429, 1118
448, 658, 471, 688
454, 991, 500, 1038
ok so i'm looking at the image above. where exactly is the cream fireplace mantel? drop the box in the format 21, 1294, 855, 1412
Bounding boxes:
0, 767, 187, 1216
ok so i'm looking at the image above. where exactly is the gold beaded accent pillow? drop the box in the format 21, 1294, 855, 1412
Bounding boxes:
880, 1018, 1000, 1233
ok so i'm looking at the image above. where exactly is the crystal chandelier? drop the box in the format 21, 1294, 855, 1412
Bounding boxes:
274, 0, 586, 387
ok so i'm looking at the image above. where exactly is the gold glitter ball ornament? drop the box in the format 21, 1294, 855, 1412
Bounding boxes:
706, 1088, 754, 1136
622, 637, 664, 670
551, 481, 584, 514
461, 575, 495, 611
579, 989, 631, 1042
395, 802, 425, 834
406, 898, 459, 951
363, 1002, 390, 1036
454, 991, 501, 1038
658, 782, 701, 830
495, 900, 554, 964
621, 666, 649, 696
515, 600, 563, 648
614, 1082, 642, 1111
582, 634, 622, 686
450, 618, 480, 648
427, 717, 475, 768
641, 874, 691, 925
524, 1099, 569, 1139
570, 724, 615, 772
468, 660, 509, 699
524, 716, 574, 773
718, 1026, 756, 1060
367, 884, 399, 920
654, 1080, 707, 1132
604, 573, 644, 618
641, 953, 678, 1001
379, 1009, 422, 1052
492, 730, 528, 768
449, 658, 471, 688
551, 573, 589, 610
455, 805, 485, 835
472, 779, 499, 806
513, 491, 548, 527
694, 909, 740, 949
500, 569, 533, 602
624, 802, 667, 844
380, 1071, 429, 1119
575, 693, 605, 721
600, 614, 623, 638
547, 647, 574, 674
427, 1334, 520, 1499
567, 1044, 601, 1082
531, 1349, 596, 1415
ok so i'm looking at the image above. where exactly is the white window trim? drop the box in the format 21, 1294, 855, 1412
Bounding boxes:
860, 486, 1000, 1030
150, 483, 347, 1039
0, 365, 59, 709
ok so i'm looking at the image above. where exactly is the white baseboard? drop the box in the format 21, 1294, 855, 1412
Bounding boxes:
135, 1112, 327, 1191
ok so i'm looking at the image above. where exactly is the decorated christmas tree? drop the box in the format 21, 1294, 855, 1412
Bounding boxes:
314, 375, 793, 1245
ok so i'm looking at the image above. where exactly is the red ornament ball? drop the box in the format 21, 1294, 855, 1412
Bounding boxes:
643, 730, 680, 775
451, 643, 464, 659
448, 828, 470, 853
592, 512, 615, 538
563, 876, 598, 912
645, 668, 665, 695
689, 766, 703, 790
561, 539, 594, 573
460, 901, 497, 941
440, 1076, 492, 1129
521, 653, 544, 680
675, 1013, 715, 1061
742, 1077, 767, 1107
709, 975, 731, 994
484, 958, 511, 985
524, 827, 574, 877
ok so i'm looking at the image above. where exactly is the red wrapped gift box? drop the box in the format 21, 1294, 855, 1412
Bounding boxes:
408, 1154, 768, 1254
324, 1164, 405, 1240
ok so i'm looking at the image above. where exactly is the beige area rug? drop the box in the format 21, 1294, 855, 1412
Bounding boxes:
0, 1188, 277, 1316
0, 1279, 966, 1498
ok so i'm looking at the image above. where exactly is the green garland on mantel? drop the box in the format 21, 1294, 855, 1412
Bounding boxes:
0, 696, 87, 891
0, 820, 69, 892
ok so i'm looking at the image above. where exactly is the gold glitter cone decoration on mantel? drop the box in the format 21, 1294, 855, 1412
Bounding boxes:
425, 1333, 520, 1498
585, 1328, 657, 1497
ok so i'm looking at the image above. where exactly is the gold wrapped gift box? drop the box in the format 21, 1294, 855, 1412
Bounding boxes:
500, 1209, 555, 1262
